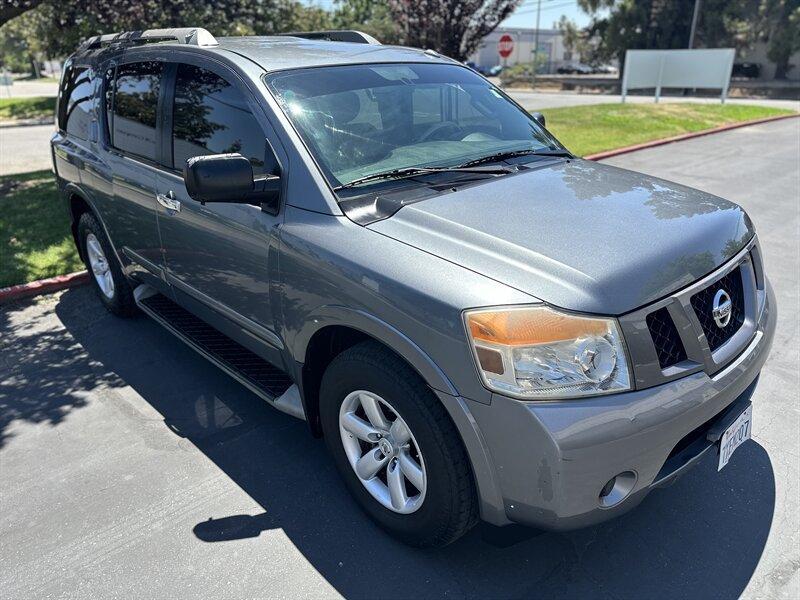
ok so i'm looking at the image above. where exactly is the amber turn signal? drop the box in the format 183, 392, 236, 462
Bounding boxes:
467, 306, 608, 346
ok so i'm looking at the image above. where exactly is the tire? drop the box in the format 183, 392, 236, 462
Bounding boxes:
320, 341, 478, 547
77, 212, 138, 317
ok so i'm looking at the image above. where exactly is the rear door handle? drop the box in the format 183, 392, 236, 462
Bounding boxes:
156, 190, 181, 212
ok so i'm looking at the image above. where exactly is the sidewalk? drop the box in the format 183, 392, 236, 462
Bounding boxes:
506, 89, 800, 111
0, 124, 54, 175
1, 80, 58, 98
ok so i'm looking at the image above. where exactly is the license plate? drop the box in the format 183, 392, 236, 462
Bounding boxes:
718, 405, 753, 471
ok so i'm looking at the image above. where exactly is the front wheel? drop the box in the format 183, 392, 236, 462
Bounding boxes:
320, 341, 478, 547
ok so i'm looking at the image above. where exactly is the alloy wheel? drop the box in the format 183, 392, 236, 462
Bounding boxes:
85, 232, 115, 299
338, 390, 427, 514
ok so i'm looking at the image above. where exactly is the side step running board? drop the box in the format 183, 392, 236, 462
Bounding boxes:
134, 285, 305, 421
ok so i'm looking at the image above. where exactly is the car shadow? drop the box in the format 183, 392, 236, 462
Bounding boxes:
50, 286, 775, 599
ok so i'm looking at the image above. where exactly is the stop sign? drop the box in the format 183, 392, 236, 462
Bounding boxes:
497, 34, 514, 59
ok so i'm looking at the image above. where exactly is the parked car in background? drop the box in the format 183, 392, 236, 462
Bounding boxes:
593, 63, 618, 75
465, 60, 488, 75
52, 27, 775, 548
732, 62, 761, 79
557, 62, 593, 75
488, 64, 504, 77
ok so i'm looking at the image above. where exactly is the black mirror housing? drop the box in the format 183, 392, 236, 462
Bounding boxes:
184, 153, 253, 203
183, 153, 280, 207
531, 112, 546, 128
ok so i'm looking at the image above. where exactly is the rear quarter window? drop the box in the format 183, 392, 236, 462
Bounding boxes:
58, 66, 94, 140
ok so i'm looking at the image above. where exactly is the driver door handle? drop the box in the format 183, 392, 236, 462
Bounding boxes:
156, 190, 181, 213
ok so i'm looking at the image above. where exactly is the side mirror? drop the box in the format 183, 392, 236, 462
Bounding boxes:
183, 153, 280, 210
531, 112, 546, 128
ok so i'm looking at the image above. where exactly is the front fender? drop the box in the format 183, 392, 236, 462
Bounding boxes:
292, 304, 458, 396
291, 305, 510, 526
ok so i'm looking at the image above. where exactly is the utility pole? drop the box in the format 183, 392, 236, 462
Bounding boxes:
532, 0, 542, 89
688, 0, 702, 48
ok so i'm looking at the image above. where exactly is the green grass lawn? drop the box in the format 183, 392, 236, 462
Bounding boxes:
0, 96, 56, 122
0, 103, 795, 288
0, 170, 83, 288
542, 103, 794, 157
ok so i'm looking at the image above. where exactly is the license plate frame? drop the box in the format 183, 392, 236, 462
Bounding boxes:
718, 404, 753, 471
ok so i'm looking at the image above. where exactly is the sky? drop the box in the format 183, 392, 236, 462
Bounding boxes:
501, 0, 592, 29
301, 0, 593, 30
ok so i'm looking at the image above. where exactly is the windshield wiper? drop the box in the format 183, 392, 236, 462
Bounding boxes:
457, 148, 572, 168
334, 165, 514, 191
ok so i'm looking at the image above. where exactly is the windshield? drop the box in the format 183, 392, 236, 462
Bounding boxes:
266, 63, 564, 189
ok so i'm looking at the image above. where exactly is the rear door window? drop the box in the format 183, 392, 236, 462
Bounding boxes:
111, 61, 163, 161
172, 63, 266, 174
58, 66, 93, 140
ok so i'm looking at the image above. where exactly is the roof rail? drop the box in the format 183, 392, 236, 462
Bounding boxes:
79, 28, 218, 51
278, 30, 381, 45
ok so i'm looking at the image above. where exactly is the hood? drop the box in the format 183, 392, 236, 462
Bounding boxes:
367, 159, 754, 315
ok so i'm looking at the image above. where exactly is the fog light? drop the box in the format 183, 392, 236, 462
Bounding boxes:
598, 471, 637, 508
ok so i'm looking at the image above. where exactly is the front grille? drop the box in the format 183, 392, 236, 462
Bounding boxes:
690, 266, 745, 351
646, 307, 687, 369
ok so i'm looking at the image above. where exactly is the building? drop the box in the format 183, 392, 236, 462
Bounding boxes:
468, 27, 573, 74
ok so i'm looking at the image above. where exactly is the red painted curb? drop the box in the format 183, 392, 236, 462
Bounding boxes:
0, 270, 89, 305
584, 112, 799, 161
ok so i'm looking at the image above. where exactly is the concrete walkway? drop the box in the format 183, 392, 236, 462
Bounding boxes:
1, 118, 798, 599
0, 124, 54, 175
508, 89, 800, 111
0, 79, 58, 98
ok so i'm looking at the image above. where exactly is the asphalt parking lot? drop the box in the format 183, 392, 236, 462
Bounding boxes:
1, 118, 798, 599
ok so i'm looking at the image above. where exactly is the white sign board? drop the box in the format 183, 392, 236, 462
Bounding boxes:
621, 49, 735, 103
0, 71, 12, 98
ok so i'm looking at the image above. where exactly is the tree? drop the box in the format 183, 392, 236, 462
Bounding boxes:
578, 0, 800, 80
0, 3, 61, 76
760, 0, 800, 78
0, 0, 324, 72
277, 2, 334, 33
557, 15, 589, 62
577, 0, 699, 71
387, 0, 522, 62
333, 0, 400, 44
0, 0, 45, 28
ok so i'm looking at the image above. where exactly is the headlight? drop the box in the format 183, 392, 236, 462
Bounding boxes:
464, 305, 631, 399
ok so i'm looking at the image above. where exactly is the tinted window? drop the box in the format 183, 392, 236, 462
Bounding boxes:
172, 64, 266, 174
112, 61, 163, 161
58, 66, 93, 139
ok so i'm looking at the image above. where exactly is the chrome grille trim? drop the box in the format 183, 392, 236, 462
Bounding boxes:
619, 235, 764, 390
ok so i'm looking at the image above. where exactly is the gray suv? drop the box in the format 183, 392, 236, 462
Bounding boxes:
51, 28, 776, 547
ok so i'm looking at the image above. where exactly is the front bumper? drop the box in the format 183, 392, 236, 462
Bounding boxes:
463, 280, 776, 530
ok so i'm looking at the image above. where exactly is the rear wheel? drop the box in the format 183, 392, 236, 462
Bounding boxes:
320, 341, 478, 547
78, 212, 137, 317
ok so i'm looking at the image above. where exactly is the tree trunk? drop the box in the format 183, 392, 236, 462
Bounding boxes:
29, 56, 39, 79
774, 57, 790, 80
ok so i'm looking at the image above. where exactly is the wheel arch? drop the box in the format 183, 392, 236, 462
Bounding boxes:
293, 307, 509, 526
293, 307, 460, 438
65, 184, 93, 260
64, 183, 122, 266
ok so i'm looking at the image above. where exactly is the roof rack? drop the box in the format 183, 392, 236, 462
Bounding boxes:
278, 30, 380, 45
79, 28, 218, 51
